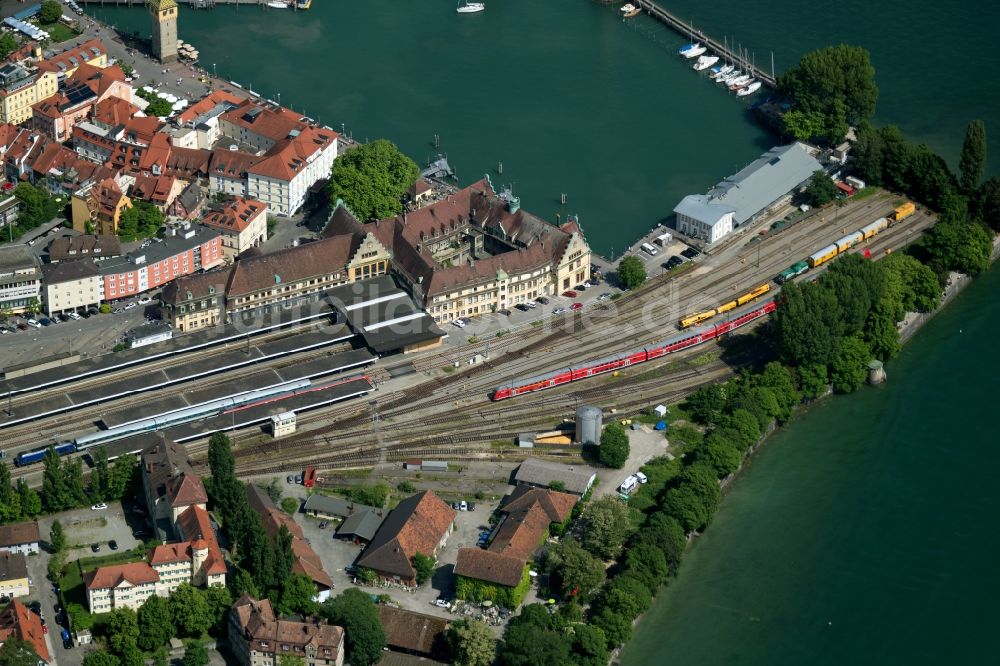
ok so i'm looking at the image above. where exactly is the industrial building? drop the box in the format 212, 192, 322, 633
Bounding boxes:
673, 142, 823, 243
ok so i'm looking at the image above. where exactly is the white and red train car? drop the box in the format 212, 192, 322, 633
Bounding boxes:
490, 299, 777, 400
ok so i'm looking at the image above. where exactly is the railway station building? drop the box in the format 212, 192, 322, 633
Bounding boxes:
322, 177, 593, 324
673, 142, 823, 244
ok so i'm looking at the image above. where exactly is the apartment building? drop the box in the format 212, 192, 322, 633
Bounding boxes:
42, 258, 102, 316
229, 596, 344, 666
0, 245, 42, 314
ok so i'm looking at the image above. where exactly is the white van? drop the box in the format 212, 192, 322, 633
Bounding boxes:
67, 311, 81, 320
619, 475, 640, 496
641, 243, 659, 256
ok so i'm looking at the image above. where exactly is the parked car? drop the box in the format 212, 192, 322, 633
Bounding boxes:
434, 599, 450, 608
26, 319, 41, 329
57, 314, 70, 322
124, 302, 137, 310
562, 290, 577, 298
38, 318, 51, 326
91, 503, 107, 511
681, 247, 700, 259
113, 308, 124, 314
67, 311, 81, 320
295, 474, 303, 484
26, 601, 41, 616
91, 543, 100, 553
318, 521, 328, 529
523, 301, 537, 309
498, 308, 512, 316
452, 502, 461, 510
514, 304, 531, 312
536, 296, 550, 305
108, 540, 118, 551
597, 292, 612, 302
571, 302, 583, 311
459, 501, 468, 511
138, 296, 152, 305
286, 475, 294, 484
468, 502, 476, 512
636, 472, 648, 484
575, 283, 589, 291
553, 307, 568, 315
452, 318, 467, 328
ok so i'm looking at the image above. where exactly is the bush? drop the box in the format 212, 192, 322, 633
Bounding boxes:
280, 497, 299, 514
597, 424, 629, 469
616, 256, 646, 290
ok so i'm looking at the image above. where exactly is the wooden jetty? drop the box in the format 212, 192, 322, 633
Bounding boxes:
633, 0, 777, 89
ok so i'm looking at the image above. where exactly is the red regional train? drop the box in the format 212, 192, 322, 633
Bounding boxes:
490, 299, 777, 401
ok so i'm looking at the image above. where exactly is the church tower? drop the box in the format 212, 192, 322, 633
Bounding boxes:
149, 0, 178, 64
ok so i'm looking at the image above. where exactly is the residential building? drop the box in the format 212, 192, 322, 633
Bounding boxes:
355, 491, 455, 587
31, 64, 130, 143
130, 174, 184, 212
70, 177, 132, 235
0, 62, 57, 125
0, 553, 29, 601
377, 606, 450, 659
42, 258, 102, 316
0, 245, 42, 314
85, 504, 225, 612
149, 0, 179, 64
673, 142, 823, 243
97, 224, 223, 301
36, 39, 108, 80
139, 439, 208, 538
0, 194, 18, 233
455, 486, 576, 593
229, 596, 345, 666
513, 458, 596, 496
322, 177, 592, 323
168, 181, 206, 220
47, 234, 121, 262
159, 270, 225, 332
301, 495, 385, 545
0, 523, 40, 556
201, 197, 268, 261
245, 485, 332, 600
0, 599, 50, 664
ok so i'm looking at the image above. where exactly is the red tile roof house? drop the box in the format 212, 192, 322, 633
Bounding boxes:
355, 491, 456, 587
454, 486, 577, 606
229, 595, 345, 666
0, 599, 50, 664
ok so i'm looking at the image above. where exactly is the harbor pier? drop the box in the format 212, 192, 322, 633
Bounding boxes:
632, 0, 777, 89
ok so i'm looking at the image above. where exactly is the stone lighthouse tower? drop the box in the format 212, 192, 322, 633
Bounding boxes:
149, 0, 178, 64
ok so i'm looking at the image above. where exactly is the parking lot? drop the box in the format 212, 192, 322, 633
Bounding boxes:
36, 502, 144, 561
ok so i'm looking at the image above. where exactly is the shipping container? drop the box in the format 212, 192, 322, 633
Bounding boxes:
835, 231, 864, 252
859, 217, 890, 240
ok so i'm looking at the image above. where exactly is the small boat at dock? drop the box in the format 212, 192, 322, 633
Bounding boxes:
712, 64, 734, 80
266, 0, 289, 7
693, 55, 719, 71
682, 44, 707, 59
737, 80, 762, 96
620, 3, 641, 18
721, 70, 742, 85
728, 74, 752, 90
456, 1, 485, 13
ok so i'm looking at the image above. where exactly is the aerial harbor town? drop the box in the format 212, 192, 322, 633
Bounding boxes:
0, 0, 996, 665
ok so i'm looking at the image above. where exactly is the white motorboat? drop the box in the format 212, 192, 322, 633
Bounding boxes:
682, 45, 707, 59
712, 64, 734, 80
678, 42, 700, 56
737, 80, 763, 97
457, 1, 485, 13
728, 74, 752, 90
266, 1, 289, 8
721, 70, 743, 85
693, 55, 720, 71
620, 3, 641, 17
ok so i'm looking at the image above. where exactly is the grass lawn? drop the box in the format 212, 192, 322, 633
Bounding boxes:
39, 22, 81, 43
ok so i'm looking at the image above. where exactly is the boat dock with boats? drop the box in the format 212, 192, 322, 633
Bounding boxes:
627, 0, 777, 90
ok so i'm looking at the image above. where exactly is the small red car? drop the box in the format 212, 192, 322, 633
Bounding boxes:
571, 302, 583, 311
562, 290, 577, 298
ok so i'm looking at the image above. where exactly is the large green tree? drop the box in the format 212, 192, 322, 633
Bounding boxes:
616, 255, 646, 290
497, 622, 573, 666
544, 537, 605, 601
0, 463, 21, 523
662, 463, 721, 533
778, 45, 878, 145
597, 423, 629, 469
700, 433, 743, 478
169, 584, 212, 638
446, 619, 496, 666
0, 637, 41, 666
205, 585, 234, 636
82, 651, 121, 666
571, 625, 609, 666
182, 643, 210, 666
39, 0, 62, 23
137, 594, 175, 651
276, 573, 316, 618
579, 496, 631, 559
829, 336, 871, 393
591, 608, 632, 650
0, 34, 18, 61
16, 479, 40, 517
635, 512, 688, 572
329, 139, 419, 221
804, 170, 840, 207
959, 119, 987, 193
320, 588, 386, 666
41, 447, 70, 512
411, 552, 435, 586
106, 607, 140, 657
49, 519, 66, 553
781, 109, 827, 142
971, 176, 1000, 231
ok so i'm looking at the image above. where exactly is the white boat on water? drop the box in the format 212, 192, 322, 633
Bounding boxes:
678, 42, 700, 56
693, 55, 719, 71
266, 1, 289, 7
712, 64, 734, 80
721, 70, 742, 85
728, 74, 752, 90
682, 45, 707, 59
456, 1, 485, 13
620, 3, 641, 17
737, 80, 763, 97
